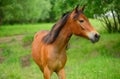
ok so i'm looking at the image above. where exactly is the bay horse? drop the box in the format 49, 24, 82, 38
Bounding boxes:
32, 5, 100, 79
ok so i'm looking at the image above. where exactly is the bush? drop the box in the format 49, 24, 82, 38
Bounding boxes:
99, 10, 120, 33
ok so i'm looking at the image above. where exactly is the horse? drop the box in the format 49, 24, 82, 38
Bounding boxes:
32, 5, 100, 79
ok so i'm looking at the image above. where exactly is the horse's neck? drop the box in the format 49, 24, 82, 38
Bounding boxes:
53, 24, 72, 50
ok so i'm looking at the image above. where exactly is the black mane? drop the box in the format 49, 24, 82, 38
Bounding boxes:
43, 12, 71, 44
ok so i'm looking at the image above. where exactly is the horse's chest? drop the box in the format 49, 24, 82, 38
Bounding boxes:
48, 52, 67, 71
55, 59, 63, 69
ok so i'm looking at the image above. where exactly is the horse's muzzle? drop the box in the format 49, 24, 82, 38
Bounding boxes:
87, 31, 100, 43
90, 33, 100, 43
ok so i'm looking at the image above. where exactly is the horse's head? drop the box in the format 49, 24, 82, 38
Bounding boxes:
68, 5, 100, 43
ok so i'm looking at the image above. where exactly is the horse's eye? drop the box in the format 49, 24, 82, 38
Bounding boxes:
79, 20, 84, 23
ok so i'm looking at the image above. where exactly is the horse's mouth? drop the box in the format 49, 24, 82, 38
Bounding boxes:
90, 37, 100, 43
87, 32, 100, 43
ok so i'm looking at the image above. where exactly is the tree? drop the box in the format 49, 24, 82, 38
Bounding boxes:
0, 0, 51, 24
86, 0, 120, 33
51, 0, 87, 20
51, 0, 120, 33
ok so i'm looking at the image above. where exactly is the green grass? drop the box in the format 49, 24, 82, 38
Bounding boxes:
0, 20, 120, 79
0, 23, 53, 37
66, 33, 120, 79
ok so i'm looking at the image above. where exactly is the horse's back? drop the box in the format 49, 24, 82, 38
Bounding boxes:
32, 30, 48, 48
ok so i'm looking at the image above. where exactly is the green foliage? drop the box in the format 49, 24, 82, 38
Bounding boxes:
85, 0, 120, 33
0, 0, 119, 33
101, 16, 120, 33
51, 0, 87, 20
0, 0, 51, 24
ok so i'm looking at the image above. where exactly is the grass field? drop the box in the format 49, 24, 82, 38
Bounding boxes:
0, 19, 120, 79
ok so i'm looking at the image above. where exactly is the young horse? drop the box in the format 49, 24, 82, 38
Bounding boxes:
32, 5, 100, 79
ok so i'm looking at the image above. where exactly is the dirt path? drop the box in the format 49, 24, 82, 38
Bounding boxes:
0, 35, 25, 43
0, 35, 32, 66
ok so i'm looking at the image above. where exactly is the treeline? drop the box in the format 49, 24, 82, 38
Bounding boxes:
0, 0, 52, 24
0, 0, 119, 27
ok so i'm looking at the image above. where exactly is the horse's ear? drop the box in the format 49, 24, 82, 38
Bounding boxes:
74, 4, 79, 13
80, 5, 86, 12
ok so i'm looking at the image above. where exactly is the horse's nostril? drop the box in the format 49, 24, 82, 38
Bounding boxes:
95, 34, 100, 39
